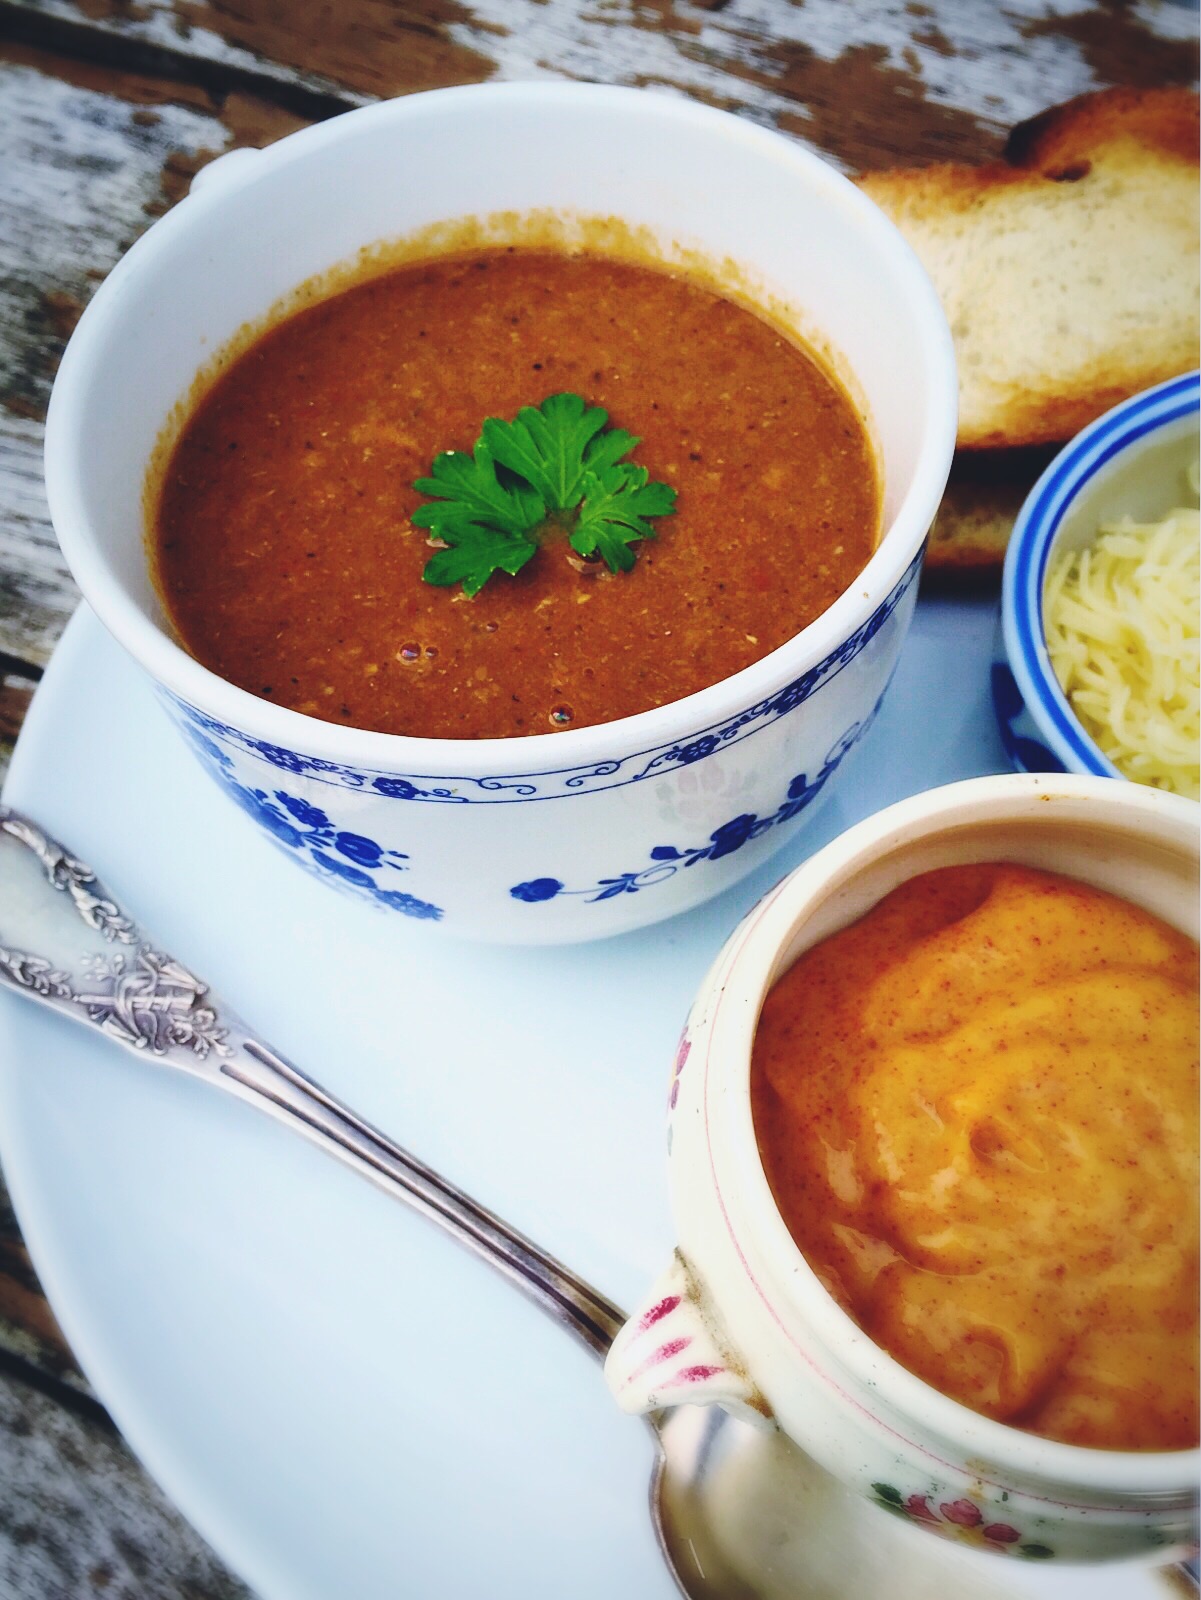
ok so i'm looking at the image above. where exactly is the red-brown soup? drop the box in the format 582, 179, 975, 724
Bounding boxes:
154, 248, 879, 739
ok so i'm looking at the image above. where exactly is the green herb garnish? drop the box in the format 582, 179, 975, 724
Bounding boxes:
413, 392, 676, 596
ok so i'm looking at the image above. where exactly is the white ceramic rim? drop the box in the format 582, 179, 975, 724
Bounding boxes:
714, 771, 1200, 1497
44, 81, 957, 779
1001, 371, 1201, 780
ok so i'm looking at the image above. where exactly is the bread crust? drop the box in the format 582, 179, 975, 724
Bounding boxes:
1005, 86, 1199, 174
858, 87, 1199, 455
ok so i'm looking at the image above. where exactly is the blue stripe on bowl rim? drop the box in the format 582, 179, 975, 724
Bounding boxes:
1002, 371, 1200, 778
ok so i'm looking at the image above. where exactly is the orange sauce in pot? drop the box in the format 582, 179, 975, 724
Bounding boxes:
751, 863, 1199, 1450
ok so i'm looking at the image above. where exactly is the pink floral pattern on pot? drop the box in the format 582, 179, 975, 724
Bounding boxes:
666, 1027, 691, 1152
871, 1483, 1054, 1559
668, 1029, 691, 1111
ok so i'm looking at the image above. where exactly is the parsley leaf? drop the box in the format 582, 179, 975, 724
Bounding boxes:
570, 465, 677, 572
483, 393, 610, 509
412, 439, 545, 540
413, 393, 676, 595
422, 522, 538, 598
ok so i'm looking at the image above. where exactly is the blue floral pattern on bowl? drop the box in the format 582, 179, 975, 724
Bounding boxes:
175, 706, 468, 802
178, 724, 443, 920
509, 715, 875, 905
156, 546, 919, 931
170, 552, 920, 806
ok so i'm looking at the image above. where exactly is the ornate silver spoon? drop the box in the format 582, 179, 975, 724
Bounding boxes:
0, 804, 791, 1600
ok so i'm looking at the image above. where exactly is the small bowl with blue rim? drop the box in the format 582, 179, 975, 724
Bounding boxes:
993, 370, 1200, 786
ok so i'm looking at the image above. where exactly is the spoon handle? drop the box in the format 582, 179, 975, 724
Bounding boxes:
220, 1037, 627, 1355
0, 807, 626, 1359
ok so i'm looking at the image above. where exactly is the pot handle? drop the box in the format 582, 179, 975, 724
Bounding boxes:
604, 1251, 772, 1428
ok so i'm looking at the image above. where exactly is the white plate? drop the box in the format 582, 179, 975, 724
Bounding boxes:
0, 600, 1182, 1600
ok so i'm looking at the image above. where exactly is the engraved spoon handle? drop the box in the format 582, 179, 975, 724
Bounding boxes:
0, 806, 626, 1358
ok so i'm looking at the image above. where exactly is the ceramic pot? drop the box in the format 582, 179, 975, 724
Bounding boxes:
607, 772, 1200, 1563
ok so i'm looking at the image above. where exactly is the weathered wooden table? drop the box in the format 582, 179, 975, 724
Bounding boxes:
0, 3, 1196, 1594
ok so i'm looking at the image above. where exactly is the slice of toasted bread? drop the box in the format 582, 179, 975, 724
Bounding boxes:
858, 88, 1199, 452
924, 446, 1057, 575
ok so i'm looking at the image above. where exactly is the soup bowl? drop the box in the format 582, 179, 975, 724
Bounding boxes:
45, 83, 955, 942
606, 772, 1200, 1563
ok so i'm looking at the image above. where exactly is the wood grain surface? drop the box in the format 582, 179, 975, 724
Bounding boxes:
0, 2, 1196, 1594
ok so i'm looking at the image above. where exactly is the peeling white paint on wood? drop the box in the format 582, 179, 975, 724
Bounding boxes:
19, 0, 1199, 165
0, 62, 229, 411
0, 62, 231, 661
1133, 0, 1201, 42
447, 0, 1190, 159
23, 0, 371, 106
0, 411, 77, 667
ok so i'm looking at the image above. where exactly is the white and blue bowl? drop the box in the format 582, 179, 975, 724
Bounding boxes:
994, 371, 1200, 780
44, 84, 955, 942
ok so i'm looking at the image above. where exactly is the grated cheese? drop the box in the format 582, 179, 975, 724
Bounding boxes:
1044, 489, 1200, 801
